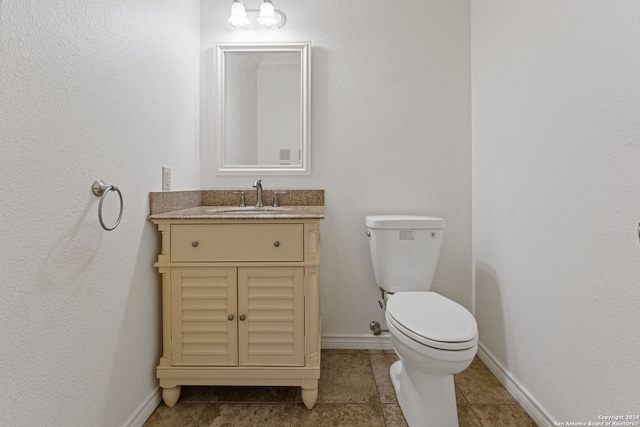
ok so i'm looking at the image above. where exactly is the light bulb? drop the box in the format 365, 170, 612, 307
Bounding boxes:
257, 0, 277, 26
228, 1, 249, 27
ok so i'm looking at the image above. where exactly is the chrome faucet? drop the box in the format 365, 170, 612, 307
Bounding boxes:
252, 179, 264, 207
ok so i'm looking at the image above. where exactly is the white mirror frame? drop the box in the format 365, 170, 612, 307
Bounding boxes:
214, 42, 311, 175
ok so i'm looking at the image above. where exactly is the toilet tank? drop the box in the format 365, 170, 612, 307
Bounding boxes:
366, 215, 444, 293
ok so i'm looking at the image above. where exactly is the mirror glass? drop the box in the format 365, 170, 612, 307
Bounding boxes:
215, 42, 310, 175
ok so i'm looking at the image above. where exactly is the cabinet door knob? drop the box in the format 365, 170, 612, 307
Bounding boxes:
192, 241, 199, 247
228, 314, 234, 321
273, 241, 280, 247
239, 314, 246, 321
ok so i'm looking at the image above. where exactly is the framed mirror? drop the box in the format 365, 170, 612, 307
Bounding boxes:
214, 42, 311, 175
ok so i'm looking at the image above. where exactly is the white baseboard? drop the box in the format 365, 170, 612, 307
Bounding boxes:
321, 333, 394, 350
477, 343, 554, 427
123, 387, 162, 427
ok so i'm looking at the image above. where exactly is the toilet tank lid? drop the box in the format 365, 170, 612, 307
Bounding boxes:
365, 215, 444, 229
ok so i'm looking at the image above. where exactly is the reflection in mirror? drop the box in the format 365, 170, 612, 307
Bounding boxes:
215, 43, 310, 175
225, 51, 300, 165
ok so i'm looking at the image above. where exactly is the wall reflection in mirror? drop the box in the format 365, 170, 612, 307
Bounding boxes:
215, 43, 310, 175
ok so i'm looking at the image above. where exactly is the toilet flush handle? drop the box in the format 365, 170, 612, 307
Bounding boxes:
366, 230, 371, 237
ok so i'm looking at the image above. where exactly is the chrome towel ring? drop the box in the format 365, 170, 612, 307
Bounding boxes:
92, 180, 123, 231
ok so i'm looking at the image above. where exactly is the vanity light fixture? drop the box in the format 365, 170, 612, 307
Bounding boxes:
228, 0, 286, 29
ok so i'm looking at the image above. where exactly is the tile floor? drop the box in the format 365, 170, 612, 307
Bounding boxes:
143, 350, 537, 427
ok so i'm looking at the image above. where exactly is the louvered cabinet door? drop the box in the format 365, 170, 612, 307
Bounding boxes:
237, 267, 305, 366
170, 268, 238, 366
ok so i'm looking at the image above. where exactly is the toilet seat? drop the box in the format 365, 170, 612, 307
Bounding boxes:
386, 292, 477, 351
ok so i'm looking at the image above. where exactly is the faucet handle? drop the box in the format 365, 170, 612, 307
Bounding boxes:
230, 191, 246, 207
272, 190, 288, 207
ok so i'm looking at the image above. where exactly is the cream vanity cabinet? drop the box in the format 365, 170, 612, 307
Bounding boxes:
151, 217, 321, 409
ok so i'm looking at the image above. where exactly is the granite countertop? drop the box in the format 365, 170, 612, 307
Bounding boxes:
149, 205, 325, 220
148, 189, 324, 220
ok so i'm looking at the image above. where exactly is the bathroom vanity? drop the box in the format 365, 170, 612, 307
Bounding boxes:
149, 200, 323, 409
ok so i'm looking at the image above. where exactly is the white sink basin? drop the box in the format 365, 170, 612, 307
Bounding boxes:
205, 206, 295, 214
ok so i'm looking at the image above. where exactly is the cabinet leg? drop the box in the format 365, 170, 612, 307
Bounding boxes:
162, 386, 181, 407
301, 385, 318, 409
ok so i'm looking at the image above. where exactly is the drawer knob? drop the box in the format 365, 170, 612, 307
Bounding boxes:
239, 314, 246, 321
228, 314, 234, 321
273, 241, 280, 247
192, 241, 199, 247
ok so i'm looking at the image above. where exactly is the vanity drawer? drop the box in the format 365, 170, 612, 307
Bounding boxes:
170, 224, 304, 262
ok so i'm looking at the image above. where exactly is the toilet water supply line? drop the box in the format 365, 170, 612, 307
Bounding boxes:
370, 321, 388, 336
370, 289, 390, 336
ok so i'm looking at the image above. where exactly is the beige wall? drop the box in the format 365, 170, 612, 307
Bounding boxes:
472, 1, 640, 423
0, 1, 201, 425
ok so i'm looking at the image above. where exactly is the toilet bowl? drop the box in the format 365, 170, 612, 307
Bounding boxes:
385, 292, 477, 427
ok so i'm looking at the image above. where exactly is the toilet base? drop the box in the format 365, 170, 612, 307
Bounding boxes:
389, 360, 459, 427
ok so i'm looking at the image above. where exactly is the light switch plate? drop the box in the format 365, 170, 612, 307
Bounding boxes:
162, 167, 171, 191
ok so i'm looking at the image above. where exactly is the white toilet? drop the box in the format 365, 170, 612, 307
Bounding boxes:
366, 215, 478, 427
